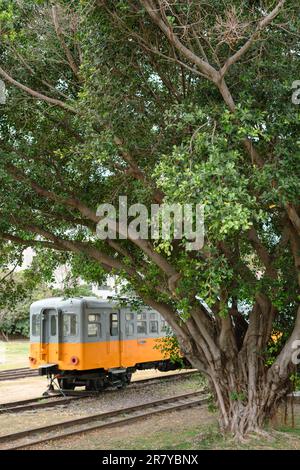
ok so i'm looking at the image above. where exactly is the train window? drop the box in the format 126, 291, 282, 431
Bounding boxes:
126, 312, 134, 321
88, 323, 99, 337
137, 321, 147, 334
150, 312, 157, 320
63, 314, 78, 336
31, 314, 40, 336
88, 314, 100, 322
110, 313, 119, 336
161, 320, 168, 332
50, 316, 57, 336
149, 320, 158, 333
88, 314, 101, 337
137, 312, 147, 321
125, 322, 134, 336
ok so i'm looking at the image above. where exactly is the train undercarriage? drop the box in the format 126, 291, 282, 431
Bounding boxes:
40, 359, 186, 394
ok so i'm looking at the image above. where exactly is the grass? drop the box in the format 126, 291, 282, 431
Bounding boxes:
0, 339, 29, 370
42, 394, 300, 450
82, 395, 300, 451
102, 420, 300, 450
1, 341, 300, 450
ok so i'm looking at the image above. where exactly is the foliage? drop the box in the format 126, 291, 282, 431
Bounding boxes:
0, 268, 94, 337
0, 299, 31, 337
0, 0, 299, 434
290, 373, 300, 392
154, 327, 184, 367
0, 274, 51, 337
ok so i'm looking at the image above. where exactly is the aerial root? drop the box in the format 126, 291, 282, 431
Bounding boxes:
247, 428, 277, 441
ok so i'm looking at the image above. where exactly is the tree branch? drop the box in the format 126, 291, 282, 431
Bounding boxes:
286, 203, 300, 238
0, 232, 65, 251
139, 0, 218, 81
51, 5, 81, 80
112, 135, 164, 203
5, 163, 180, 280
247, 226, 277, 279
0, 65, 77, 113
221, 0, 286, 77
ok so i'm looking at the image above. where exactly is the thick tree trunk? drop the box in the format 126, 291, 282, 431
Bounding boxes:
187, 353, 293, 439
169, 302, 300, 439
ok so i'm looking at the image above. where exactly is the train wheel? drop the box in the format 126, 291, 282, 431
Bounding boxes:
85, 379, 105, 392
125, 372, 132, 384
58, 378, 75, 390
117, 372, 132, 389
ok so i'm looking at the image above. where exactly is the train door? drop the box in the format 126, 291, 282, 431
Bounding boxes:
85, 309, 103, 369
135, 310, 162, 364
121, 309, 137, 367
40, 308, 59, 363
136, 311, 149, 362
109, 310, 122, 367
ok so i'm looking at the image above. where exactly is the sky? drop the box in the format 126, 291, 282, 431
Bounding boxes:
16, 247, 34, 271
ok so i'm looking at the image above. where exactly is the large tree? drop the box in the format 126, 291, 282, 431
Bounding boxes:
0, 0, 300, 437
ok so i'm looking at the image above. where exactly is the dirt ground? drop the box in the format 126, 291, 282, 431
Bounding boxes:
1, 371, 300, 450
0, 376, 46, 403
30, 404, 300, 451
0, 373, 205, 436
0, 369, 194, 404
32, 405, 216, 450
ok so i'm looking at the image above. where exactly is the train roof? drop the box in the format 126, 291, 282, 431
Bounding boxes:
30, 297, 154, 313
30, 297, 122, 312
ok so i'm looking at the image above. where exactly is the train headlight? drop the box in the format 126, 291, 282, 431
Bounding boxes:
29, 356, 37, 364
70, 356, 79, 365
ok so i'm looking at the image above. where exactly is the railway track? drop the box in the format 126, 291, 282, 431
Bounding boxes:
0, 370, 199, 413
0, 367, 38, 381
0, 395, 82, 414
0, 390, 208, 450
0, 367, 196, 383
132, 370, 198, 387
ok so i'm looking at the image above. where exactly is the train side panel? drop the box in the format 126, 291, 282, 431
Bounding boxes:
30, 337, 165, 371
29, 298, 170, 372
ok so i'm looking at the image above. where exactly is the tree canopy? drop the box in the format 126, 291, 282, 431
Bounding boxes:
0, 0, 299, 437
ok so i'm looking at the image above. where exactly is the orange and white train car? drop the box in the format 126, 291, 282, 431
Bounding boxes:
29, 297, 176, 390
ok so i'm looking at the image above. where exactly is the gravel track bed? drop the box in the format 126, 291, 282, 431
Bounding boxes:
0, 373, 204, 437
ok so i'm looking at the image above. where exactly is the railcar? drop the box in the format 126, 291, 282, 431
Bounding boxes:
29, 297, 179, 391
